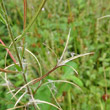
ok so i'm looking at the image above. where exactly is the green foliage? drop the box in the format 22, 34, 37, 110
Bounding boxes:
62, 61, 83, 87
14, 64, 22, 72
0, 0, 110, 109
0, 13, 6, 24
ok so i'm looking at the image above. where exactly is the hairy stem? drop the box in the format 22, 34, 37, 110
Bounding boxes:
33, 65, 59, 85
1, 1, 37, 109
1, 1, 22, 68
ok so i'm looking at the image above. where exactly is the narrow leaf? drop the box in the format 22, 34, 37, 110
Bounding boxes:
14, 64, 22, 72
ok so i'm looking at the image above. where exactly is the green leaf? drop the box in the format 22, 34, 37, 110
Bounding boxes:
56, 83, 71, 97
14, 64, 22, 72
62, 61, 78, 75
97, 79, 110, 87
62, 74, 83, 87
65, 75, 83, 87
62, 61, 83, 87
36, 86, 52, 109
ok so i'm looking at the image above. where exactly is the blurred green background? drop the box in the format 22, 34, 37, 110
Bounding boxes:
0, 0, 110, 109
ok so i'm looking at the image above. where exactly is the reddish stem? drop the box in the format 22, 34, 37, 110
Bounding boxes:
0, 39, 16, 63
23, 0, 27, 30
33, 65, 58, 84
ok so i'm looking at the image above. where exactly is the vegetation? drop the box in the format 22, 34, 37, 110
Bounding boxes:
0, 0, 110, 109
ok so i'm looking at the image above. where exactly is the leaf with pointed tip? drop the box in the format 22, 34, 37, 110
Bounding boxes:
62, 61, 78, 75
62, 64, 83, 87
14, 64, 22, 72
62, 75, 83, 87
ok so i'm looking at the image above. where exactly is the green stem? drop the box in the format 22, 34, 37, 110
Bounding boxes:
1, 0, 23, 69
67, 89, 72, 110
16, 0, 47, 42
1, 1, 37, 109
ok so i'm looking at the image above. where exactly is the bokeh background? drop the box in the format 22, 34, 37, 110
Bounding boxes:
0, 0, 110, 109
